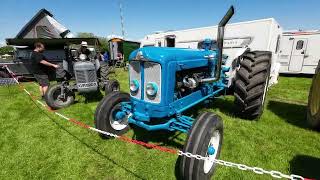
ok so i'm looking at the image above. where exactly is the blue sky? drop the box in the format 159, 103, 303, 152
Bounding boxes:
0, 0, 319, 45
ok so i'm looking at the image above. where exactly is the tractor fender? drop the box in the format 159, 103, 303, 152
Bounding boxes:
225, 47, 250, 87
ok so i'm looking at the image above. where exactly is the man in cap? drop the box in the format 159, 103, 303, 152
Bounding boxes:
78, 41, 91, 57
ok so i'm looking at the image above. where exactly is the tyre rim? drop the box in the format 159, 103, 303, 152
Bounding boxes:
52, 88, 71, 105
203, 130, 221, 174
310, 73, 320, 116
262, 76, 269, 105
112, 84, 120, 91
110, 104, 128, 131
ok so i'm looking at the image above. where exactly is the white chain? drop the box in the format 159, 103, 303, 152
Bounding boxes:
178, 151, 304, 180
4, 65, 306, 180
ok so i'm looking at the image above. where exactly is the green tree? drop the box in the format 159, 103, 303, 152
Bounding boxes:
0, 46, 14, 55
76, 32, 109, 52
76, 32, 95, 38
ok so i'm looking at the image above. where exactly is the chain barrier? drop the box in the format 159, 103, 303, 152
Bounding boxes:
3, 65, 312, 180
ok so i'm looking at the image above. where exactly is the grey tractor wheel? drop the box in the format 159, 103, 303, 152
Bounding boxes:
307, 64, 320, 130
95, 92, 130, 138
234, 51, 271, 120
180, 112, 223, 180
105, 79, 120, 95
45, 84, 75, 109
0, 71, 10, 78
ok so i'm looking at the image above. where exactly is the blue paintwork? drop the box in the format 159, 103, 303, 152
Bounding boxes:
120, 47, 228, 133
115, 111, 126, 121
208, 146, 216, 155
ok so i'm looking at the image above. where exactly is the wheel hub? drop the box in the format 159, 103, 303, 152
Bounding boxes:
110, 105, 128, 131
203, 130, 220, 174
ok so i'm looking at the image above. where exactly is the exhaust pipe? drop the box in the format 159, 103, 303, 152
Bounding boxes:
200, 6, 235, 83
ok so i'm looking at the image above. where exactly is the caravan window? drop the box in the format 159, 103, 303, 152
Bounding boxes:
296, 40, 304, 50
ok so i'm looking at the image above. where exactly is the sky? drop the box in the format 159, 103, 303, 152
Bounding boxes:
0, 0, 320, 46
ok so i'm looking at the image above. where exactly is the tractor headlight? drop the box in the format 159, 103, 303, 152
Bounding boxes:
130, 80, 139, 93
146, 82, 158, 96
79, 54, 87, 61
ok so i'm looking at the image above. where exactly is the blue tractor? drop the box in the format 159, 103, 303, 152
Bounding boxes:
95, 6, 271, 179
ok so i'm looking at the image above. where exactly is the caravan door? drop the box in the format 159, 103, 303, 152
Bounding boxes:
289, 39, 308, 72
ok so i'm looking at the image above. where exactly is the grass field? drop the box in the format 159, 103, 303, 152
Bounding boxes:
0, 70, 319, 180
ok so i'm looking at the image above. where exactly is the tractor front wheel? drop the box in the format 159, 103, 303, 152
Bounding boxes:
234, 51, 271, 120
180, 112, 223, 180
307, 64, 320, 130
95, 92, 130, 138
104, 79, 120, 95
0, 71, 10, 78
45, 84, 75, 109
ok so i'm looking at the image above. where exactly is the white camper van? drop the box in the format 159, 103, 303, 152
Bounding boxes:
140, 18, 283, 85
278, 31, 320, 74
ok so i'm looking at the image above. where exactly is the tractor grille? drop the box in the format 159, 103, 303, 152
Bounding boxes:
75, 70, 97, 83
87, 70, 96, 82
75, 70, 86, 83
129, 61, 161, 103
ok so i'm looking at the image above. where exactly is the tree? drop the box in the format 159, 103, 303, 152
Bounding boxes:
76, 32, 95, 38
0, 46, 14, 55
76, 32, 109, 52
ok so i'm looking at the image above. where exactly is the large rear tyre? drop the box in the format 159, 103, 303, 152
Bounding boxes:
95, 92, 130, 138
234, 51, 271, 120
180, 112, 223, 180
104, 79, 120, 95
45, 84, 75, 109
307, 64, 320, 130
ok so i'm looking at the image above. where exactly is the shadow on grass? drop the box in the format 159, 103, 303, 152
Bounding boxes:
79, 90, 104, 104
31, 101, 146, 180
130, 97, 236, 149
131, 125, 185, 150
185, 97, 236, 118
290, 155, 320, 179
267, 100, 310, 130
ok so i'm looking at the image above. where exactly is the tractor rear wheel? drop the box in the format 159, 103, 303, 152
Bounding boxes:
104, 79, 120, 95
95, 92, 130, 138
45, 84, 75, 109
180, 112, 223, 180
307, 63, 320, 130
234, 51, 271, 120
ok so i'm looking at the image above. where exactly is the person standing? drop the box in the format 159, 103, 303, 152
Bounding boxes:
31, 42, 59, 99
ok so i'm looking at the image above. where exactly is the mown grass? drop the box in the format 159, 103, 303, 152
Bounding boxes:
0, 71, 319, 180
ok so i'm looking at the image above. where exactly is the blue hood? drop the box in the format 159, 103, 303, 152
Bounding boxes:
129, 47, 217, 64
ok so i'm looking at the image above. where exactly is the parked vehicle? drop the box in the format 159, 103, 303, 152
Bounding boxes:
45, 41, 120, 109
278, 31, 320, 74
95, 7, 271, 179
0, 38, 93, 80
307, 62, 320, 129
140, 18, 282, 86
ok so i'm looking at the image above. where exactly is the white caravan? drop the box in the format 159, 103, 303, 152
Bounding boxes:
140, 18, 283, 85
278, 31, 320, 74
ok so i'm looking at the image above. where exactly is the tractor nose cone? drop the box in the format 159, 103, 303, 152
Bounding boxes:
207, 146, 216, 155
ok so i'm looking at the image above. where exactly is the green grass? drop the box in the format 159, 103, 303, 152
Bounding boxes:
0, 71, 319, 180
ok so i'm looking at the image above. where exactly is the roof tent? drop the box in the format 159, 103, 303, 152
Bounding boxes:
15, 9, 72, 39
